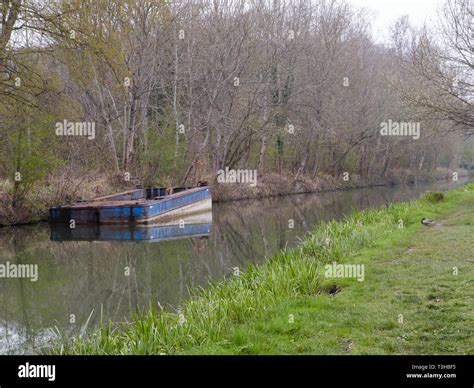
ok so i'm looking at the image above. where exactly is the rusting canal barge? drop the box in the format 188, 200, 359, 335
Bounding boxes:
49, 186, 212, 225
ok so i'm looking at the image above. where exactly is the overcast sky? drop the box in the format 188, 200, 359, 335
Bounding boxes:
346, 0, 444, 44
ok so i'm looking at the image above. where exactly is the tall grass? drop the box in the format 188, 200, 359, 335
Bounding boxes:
48, 184, 473, 355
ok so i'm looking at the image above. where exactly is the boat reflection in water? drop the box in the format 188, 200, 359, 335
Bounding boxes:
50, 211, 212, 242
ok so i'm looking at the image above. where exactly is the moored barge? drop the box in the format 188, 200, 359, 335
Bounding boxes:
49, 186, 212, 225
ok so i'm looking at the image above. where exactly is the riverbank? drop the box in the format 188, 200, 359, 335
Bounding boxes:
213, 171, 364, 202
48, 182, 474, 355
212, 168, 469, 202
1, 168, 470, 226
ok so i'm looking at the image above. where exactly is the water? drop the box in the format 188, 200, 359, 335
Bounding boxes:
0, 179, 468, 354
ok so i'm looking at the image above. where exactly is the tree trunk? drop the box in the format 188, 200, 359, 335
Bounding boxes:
123, 96, 137, 171
257, 135, 267, 172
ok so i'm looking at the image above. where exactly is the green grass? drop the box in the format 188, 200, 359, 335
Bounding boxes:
48, 184, 474, 355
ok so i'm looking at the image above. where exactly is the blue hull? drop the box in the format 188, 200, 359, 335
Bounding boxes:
50, 186, 212, 225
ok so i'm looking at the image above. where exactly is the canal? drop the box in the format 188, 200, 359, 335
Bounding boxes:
0, 179, 468, 354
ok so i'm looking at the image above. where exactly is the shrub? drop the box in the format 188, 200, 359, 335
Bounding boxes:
422, 192, 445, 203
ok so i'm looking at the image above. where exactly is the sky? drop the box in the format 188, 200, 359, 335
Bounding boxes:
346, 0, 444, 44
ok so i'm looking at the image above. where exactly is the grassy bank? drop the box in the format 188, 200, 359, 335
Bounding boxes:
49, 183, 474, 355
